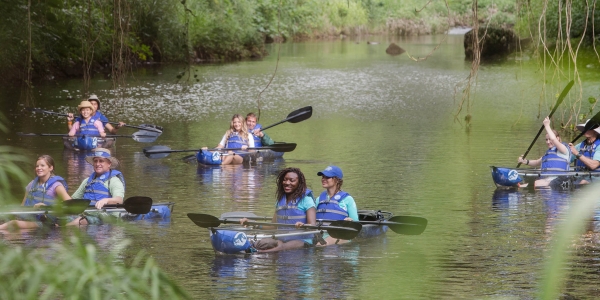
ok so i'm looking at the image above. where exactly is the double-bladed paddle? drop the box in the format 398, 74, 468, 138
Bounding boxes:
517, 80, 575, 168
219, 212, 427, 235
17, 130, 159, 143
187, 213, 361, 240
26, 107, 163, 134
258, 106, 312, 132
143, 143, 297, 159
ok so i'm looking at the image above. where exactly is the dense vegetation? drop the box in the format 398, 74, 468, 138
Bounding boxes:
0, 0, 519, 84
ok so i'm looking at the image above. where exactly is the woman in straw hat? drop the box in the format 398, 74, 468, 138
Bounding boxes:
66, 148, 125, 225
68, 94, 125, 134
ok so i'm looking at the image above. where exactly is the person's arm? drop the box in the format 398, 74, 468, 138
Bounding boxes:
343, 196, 359, 221
55, 183, 71, 201
67, 113, 74, 130
518, 155, 541, 167
260, 132, 275, 146
105, 123, 116, 134
68, 122, 80, 136
305, 207, 316, 226
543, 117, 568, 155
94, 120, 106, 137
577, 150, 600, 170
70, 180, 87, 199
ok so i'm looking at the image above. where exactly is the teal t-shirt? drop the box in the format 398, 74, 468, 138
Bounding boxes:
275, 194, 316, 211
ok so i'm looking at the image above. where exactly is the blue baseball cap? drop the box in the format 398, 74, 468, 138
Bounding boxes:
317, 165, 343, 179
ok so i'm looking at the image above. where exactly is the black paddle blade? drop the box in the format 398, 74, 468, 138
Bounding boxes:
269, 143, 297, 153
328, 220, 362, 240
287, 106, 312, 123
187, 213, 222, 228
54, 199, 91, 215
120, 196, 153, 214
387, 216, 428, 235
143, 145, 172, 159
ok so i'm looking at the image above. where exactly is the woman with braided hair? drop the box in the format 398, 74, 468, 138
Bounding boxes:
239, 167, 316, 252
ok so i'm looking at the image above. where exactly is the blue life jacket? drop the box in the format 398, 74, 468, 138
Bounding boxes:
250, 124, 263, 147
74, 115, 102, 150
226, 132, 249, 149
541, 142, 571, 172
24, 176, 68, 206
316, 190, 350, 220
76, 111, 108, 127
276, 189, 313, 224
575, 139, 600, 171
83, 170, 125, 205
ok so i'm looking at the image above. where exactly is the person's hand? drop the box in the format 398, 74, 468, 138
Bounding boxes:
543, 116, 551, 127
254, 129, 264, 138
201, 147, 208, 151
295, 221, 305, 228
117, 122, 126, 128
241, 145, 248, 150
568, 143, 578, 156
239, 218, 249, 226
67, 113, 74, 121
100, 132, 106, 138
33, 203, 47, 208
343, 217, 353, 221
95, 199, 109, 209
68, 132, 75, 137
518, 155, 527, 164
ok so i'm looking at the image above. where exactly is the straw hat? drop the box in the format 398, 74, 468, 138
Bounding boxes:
575, 119, 600, 134
85, 148, 120, 168
77, 100, 94, 112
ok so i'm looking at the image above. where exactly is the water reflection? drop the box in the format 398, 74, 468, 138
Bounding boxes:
62, 150, 94, 188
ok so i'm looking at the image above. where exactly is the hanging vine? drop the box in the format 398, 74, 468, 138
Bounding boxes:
255, 0, 283, 122
111, 0, 132, 109
21, 0, 33, 107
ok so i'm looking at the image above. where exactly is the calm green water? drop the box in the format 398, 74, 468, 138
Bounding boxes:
2, 34, 600, 299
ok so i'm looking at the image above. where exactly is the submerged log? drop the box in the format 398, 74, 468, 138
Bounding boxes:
464, 27, 519, 60
386, 43, 405, 56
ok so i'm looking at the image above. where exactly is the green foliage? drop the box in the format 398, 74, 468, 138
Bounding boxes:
0, 115, 190, 299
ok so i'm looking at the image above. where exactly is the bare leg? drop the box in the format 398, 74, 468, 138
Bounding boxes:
0, 220, 41, 230
66, 217, 88, 226
257, 240, 306, 253
315, 236, 350, 247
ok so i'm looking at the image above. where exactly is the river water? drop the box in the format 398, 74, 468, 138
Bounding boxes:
2, 34, 600, 299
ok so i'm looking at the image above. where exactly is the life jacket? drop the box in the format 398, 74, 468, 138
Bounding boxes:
275, 189, 313, 224
250, 124, 263, 147
76, 111, 108, 127
83, 170, 125, 205
316, 190, 350, 220
541, 142, 571, 172
74, 115, 101, 150
24, 176, 68, 206
575, 139, 600, 171
226, 132, 249, 149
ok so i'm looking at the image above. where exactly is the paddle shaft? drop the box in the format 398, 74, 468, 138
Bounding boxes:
517, 80, 574, 168
29, 108, 161, 133
259, 106, 312, 131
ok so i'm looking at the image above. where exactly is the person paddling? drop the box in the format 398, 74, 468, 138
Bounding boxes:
203, 114, 255, 165
67, 100, 106, 150
66, 148, 124, 225
568, 119, 600, 184
67, 94, 125, 134
238, 167, 316, 252
245, 112, 274, 147
0, 155, 70, 230
312, 165, 358, 245
517, 116, 571, 188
